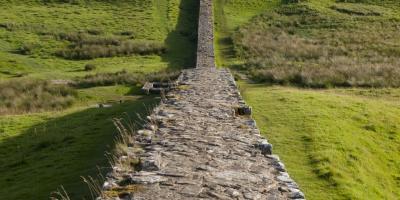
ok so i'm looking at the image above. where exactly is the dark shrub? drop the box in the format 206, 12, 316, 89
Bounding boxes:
117, 31, 135, 36
84, 64, 96, 71
282, 0, 307, 3
87, 29, 103, 35
42, 0, 84, 4
17, 43, 36, 55
0, 22, 18, 31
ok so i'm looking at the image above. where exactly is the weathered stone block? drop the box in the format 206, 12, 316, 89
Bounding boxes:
258, 140, 273, 155
235, 105, 252, 116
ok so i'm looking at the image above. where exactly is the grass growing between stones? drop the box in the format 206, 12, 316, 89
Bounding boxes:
240, 83, 400, 200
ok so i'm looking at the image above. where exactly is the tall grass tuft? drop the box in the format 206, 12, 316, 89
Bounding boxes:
50, 186, 71, 200
74, 70, 180, 88
0, 79, 76, 115
55, 32, 166, 60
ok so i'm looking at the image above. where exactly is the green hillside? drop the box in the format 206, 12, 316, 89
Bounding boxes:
0, 0, 198, 199
241, 84, 400, 200
1, 0, 400, 199
215, 0, 400, 199
0, 0, 197, 80
233, 1, 400, 87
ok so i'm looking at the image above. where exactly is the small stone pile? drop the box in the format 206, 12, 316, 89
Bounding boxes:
98, 0, 304, 199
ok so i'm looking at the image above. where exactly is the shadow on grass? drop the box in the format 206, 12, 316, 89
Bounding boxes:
216, 36, 236, 60
213, 0, 239, 68
0, 96, 159, 200
161, 0, 199, 69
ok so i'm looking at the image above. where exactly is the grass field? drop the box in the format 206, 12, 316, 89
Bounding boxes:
219, 0, 400, 87
240, 84, 400, 200
0, 0, 198, 199
0, 0, 198, 80
215, 0, 400, 199
2, 0, 400, 199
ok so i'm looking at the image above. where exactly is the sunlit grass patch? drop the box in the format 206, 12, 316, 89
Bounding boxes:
0, 0, 198, 79
216, 0, 400, 199
240, 83, 400, 200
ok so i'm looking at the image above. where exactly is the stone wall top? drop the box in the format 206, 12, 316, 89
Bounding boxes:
196, 0, 215, 69
96, 0, 305, 199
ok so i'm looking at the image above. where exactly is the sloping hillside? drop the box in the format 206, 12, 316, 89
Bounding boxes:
241, 84, 400, 200
0, 0, 197, 80
0, 0, 198, 199
233, 0, 400, 87
215, 0, 400, 199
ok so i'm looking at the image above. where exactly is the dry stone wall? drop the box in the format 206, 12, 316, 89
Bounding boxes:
98, 0, 305, 199
196, 0, 215, 69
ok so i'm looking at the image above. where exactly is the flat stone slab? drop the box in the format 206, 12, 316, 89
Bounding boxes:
99, 67, 303, 199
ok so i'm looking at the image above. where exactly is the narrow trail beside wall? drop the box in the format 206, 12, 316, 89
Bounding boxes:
99, 0, 305, 199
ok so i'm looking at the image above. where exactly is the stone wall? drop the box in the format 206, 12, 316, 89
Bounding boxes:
196, 0, 215, 69
97, 0, 305, 199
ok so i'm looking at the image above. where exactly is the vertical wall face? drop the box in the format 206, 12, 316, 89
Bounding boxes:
196, 0, 215, 68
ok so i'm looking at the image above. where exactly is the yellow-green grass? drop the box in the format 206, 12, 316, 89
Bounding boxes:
0, 85, 159, 199
0, 0, 198, 80
0, 1, 199, 198
217, 0, 400, 199
240, 83, 400, 199
215, 0, 400, 87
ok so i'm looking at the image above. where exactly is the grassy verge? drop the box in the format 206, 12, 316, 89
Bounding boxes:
0, 85, 159, 199
240, 83, 400, 200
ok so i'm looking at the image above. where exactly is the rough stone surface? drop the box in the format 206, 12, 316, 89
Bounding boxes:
98, 0, 304, 199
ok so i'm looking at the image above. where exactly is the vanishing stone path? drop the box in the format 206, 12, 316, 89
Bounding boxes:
99, 0, 304, 199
